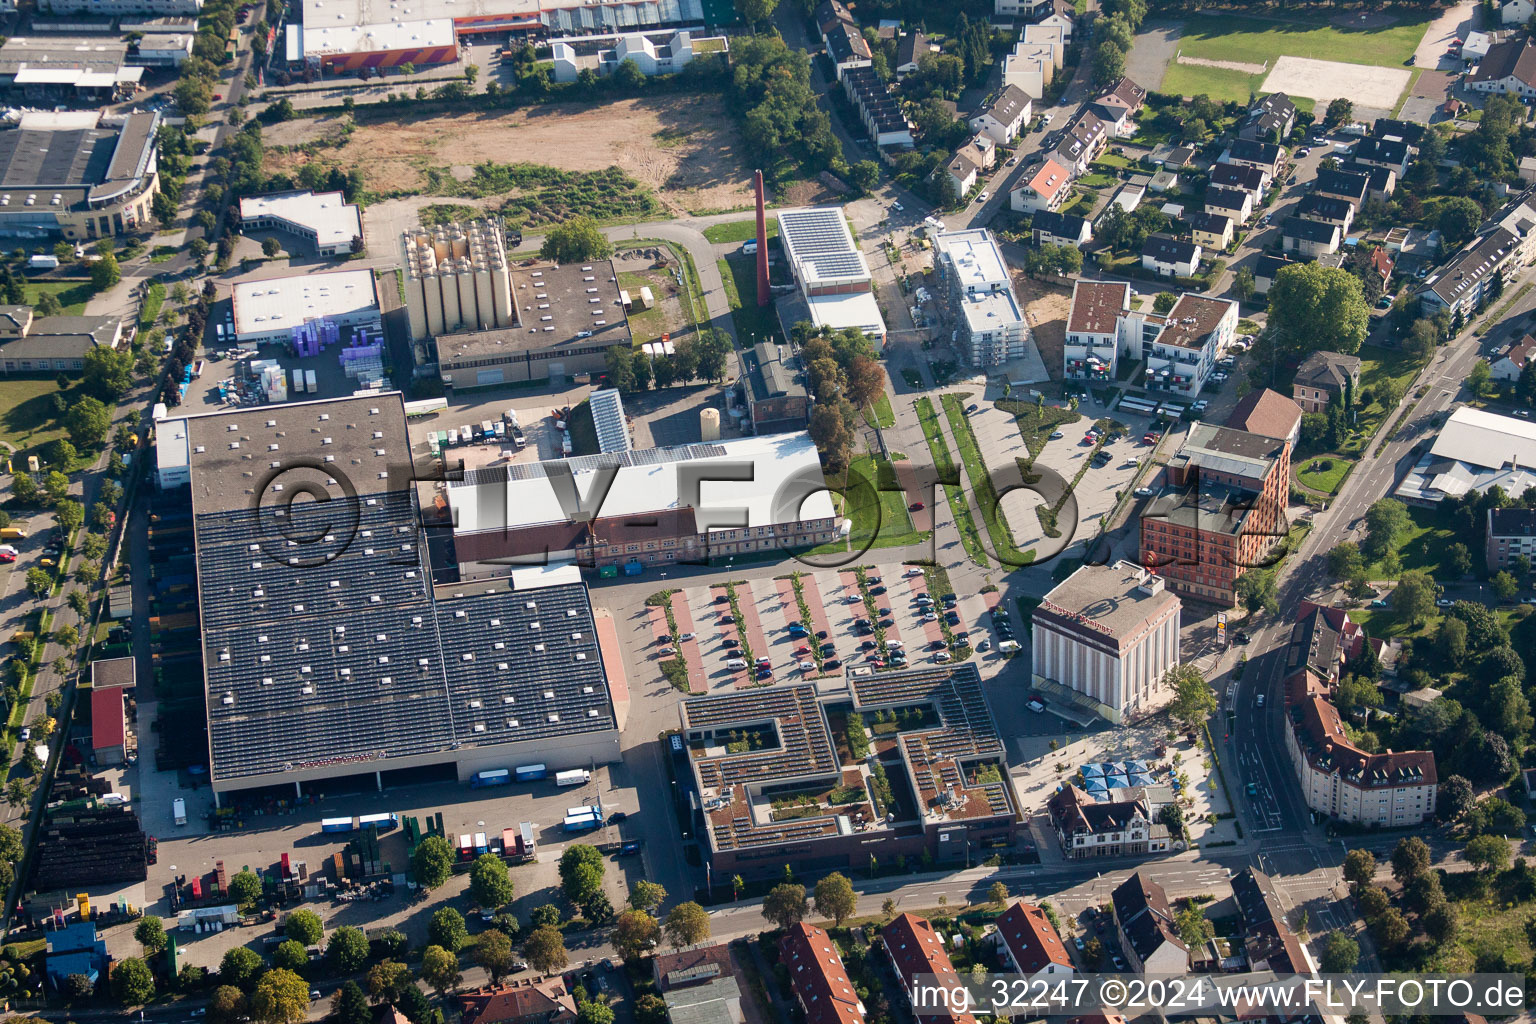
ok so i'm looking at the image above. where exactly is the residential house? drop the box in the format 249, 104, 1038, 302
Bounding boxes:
1002, 41, 1056, 99
970, 84, 1033, 144
843, 67, 914, 147
781, 924, 867, 1024
1011, 158, 1071, 213
1022, 22, 1065, 67
1222, 138, 1284, 178
1239, 91, 1296, 142
824, 20, 873, 77
1469, 37, 1536, 99
1292, 350, 1361, 413
945, 145, 983, 197
1232, 867, 1311, 974
1112, 872, 1190, 974
1209, 161, 1269, 200
1091, 76, 1146, 137
1367, 246, 1395, 290
894, 29, 929, 78
1487, 506, 1536, 572
1143, 293, 1237, 399
1156, 144, 1196, 169
1283, 601, 1378, 686
1493, 333, 1536, 381
1203, 185, 1253, 224
1281, 217, 1341, 258
1048, 785, 1172, 858
1185, 210, 1233, 250
1313, 168, 1370, 210
459, 981, 579, 1024
812, 0, 854, 36
1055, 109, 1108, 174
1349, 137, 1411, 178
1372, 117, 1426, 147
1464, 30, 1494, 62
994, 0, 1053, 16
1064, 279, 1134, 380
1038, 6, 1074, 41
995, 901, 1075, 981
1418, 226, 1521, 318
1225, 388, 1303, 448
1339, 161, 1397, 200
1505, 0, 1535, 24
1253, 253, 1294, 296
1032, 210, 1092, 247
1296, 193, 1355, 236
1141, 234, 1200, 277
882, 914, 980, 1024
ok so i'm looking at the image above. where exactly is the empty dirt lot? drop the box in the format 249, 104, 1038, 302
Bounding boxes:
1012, 273, 1071, 379
262, 94, 756, 215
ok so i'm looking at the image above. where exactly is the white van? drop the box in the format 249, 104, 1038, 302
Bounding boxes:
725, 658, 748, 670
934, 650, 952, 663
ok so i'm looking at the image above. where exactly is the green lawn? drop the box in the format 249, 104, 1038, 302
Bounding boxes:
1177, 12, 1429, 67
942, 394, 1033, 566
27, 279, 92, 316
618, 271, 669, 345
1077, 173, 1117, 189
717, 255, 782, 349
0, 377, 72, 455
1295, 455, 1353, 495
831, 454, 922, 549
1092, 152, 1136, 171
703, 220, 781, 245
863, 392, 895, 429
915, 397, 986, 565
1344, 342, 1424, 453
996, 399, 1081, 458
1359, 503, 1455, 584
1159, 62, 1271, 105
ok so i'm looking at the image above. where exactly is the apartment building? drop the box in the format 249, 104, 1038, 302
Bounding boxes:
1487, 507, 1536, 572
1112, 873, 1189, 974
1144, 293, 1238, 398
1291, 350, 1361, 413
994, 901, 1074, 981
1047, 785, 1173, 859
932, 228, 1034, 367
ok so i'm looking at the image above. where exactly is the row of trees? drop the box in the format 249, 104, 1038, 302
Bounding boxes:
796, 324, 887, 472
1092, 0, 1148, 86
604, 329, 733, 392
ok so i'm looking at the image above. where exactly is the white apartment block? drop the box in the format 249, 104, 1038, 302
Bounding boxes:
1031, 561, 1182, 723
932, 228, 1033, 368
1144, 293, 1238, 399
1062, 284, 1235, 396
1285, 693, 1436, 827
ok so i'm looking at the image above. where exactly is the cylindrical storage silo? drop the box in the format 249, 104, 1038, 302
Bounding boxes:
700, 407, 720, 441
491, 261, 513, 327
456, 265, 478, 330
440, 265, 462, 331
474, 265, 494, 331
424, 270, 446, 337
404, 266, 428, 341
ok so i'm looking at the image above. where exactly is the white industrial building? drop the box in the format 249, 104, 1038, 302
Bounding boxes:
931, 228, 1036, 368
230, 268, 379, 344
239, 190, 363, 257
401, 219, 513, 341
1030, 561, 1182, 723
1397, 406, 1536, 504
777, 207, 886, 342
550, 30, 723, 82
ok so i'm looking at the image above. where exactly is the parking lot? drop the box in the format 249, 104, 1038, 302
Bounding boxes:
92, 765, 652, 969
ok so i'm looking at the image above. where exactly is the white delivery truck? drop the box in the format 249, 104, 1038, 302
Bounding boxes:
556, 769, 591, 787
173, 798, 187, 825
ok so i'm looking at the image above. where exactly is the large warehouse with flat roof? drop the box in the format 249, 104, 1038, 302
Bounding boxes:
777, 206, 886, 341
231, 268, 379, 343
172, 393, 620, 800
0, 110, 160, 240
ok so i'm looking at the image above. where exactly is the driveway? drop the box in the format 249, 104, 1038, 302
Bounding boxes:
1127, 20, 1184, 92
1411, 0, 1478, 70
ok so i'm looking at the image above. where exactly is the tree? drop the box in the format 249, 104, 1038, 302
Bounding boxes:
612, 909, 662, 960
63, 396, 111, 449
272, 939, 308, 972
1153, 291, 1177, 313
692, 329, 731, 383
524, 925, 569, 975
1319, 931, 1359, 973
1233, 266, 1256, 302
1493, 570, 1519, 602
83, 344, 134, 399
366, 960, 412, 1005
1393, 570, 1438, 627
814, 872, 857, 926
1092, 39, 1126, 86
252, 968, 309, 1024
330, 981, 371, 1024
1156, 801, 1186, 839
90, 251, 121, 292
428, 906, 467, 953
1391, 836, 1431, 884
420, 945, 461, 996
1371, 907, 1411, 949
220, 945, 263, 988
113, 957, 156, 1005
1266, 262, 1370, 358
631, 879, 667, 913
664, 901, 711, 947
636, 994, 669, 1024
762, 883, 808, 929
1175, 902, 1213, 948
1437, 774, 1475, 821
1235, 570, 1279, 616
10, 471, 35, 505
531, 904, 562, 929
1324, 97, 1353, 128
560, 844, 606, 909
284, 907, 322, 946
1446, 542, 1473, 579
1406, 318, 1438, 363
989, 881, 1010, 909
228, 869, 262, 911
474, 929, 518, 984
411, 834, 453, 889
809, 401, 855, 472
135, 915, 167, 954
326, 926, 368, 973
605, 345, 636, 393
845, 354, 886, 410
1466, 834, 1511, 873
470, 852, 515, 909
1165, 664, 1216, 732
1436, 196, 1484, 248
211, 984, 250, 1024
848, 159, 879, 195
540, 216, 612, 264
1424, 902, 1460, 945
54, 499, 83, 533
396, 986, 432, 1024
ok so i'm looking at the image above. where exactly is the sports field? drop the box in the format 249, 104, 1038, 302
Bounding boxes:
1159, 13, 1430, 104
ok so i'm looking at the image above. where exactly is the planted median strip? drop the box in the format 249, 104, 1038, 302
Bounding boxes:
941, 394, 1033, 566
915, 397, 986, 565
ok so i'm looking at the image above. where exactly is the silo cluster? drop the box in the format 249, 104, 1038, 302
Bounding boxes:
400, 220, 515, 341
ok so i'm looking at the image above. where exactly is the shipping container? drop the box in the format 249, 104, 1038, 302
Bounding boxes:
470, 768, 511, 788
514, 763, 548, 782
556, 769, 590, 787
292, 369, 305, 394
305, 370, 317, 393
320, 817, 354, 833
358, 812, 397, 831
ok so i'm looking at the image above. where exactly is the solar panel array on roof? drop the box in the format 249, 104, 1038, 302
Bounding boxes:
587, 388, 632, 455
778, 207, 869, 283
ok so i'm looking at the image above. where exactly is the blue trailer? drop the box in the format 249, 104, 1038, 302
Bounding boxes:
471, 769, 511, 788
562, 811, 601, 833
358, 812, 398, 832
622, 561, 643, 576
514, 764, 548, 782
320, 817, 354, 833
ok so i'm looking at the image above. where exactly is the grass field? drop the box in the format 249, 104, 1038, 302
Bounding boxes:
718, 256, 783, 349
832, 454, 922, 550
1295, 455, 1353, 495
26, 280, 92, 316
916, 397, 986, 565
702, 220, 781, 245
863, 392, 895, 429
942, 394, 1033, 566
0, 377, 71, 455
